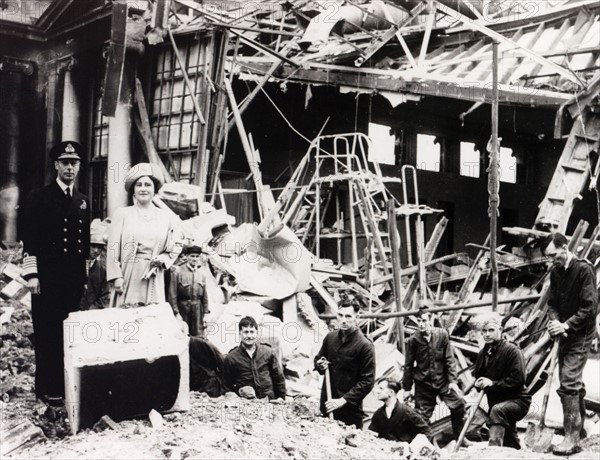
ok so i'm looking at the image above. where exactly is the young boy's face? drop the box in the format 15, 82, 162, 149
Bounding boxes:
188, 253, 201, 267
90, 244, 104, 260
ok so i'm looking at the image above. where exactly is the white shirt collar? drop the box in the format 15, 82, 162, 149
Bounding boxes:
565, 252, 574, 269
56, 179, 73, 195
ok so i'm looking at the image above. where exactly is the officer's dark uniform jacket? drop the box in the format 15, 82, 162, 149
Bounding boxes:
548, 257, 598, 338
22, 182, 90, 283
402, 327, 457, 391
22, 181, 90, 398
314, 328, 375, 416
369, 400, 431, 442
223, 342, 286, 399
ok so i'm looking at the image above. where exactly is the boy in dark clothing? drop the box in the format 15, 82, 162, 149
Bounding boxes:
168, 245, 209, 337
474, 315, 531, 449
223, 316, 286, 400
543, 232, 598, 455
403, 309, 467, 444
189, 336, 224, 397
80, 218, 110, 310
370, 378, 431, 443
314, 300, 375, 428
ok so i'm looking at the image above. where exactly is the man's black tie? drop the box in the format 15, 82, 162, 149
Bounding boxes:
65, 188, 71, 200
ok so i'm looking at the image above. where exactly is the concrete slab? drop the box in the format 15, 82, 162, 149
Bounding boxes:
63, 303, 189, 434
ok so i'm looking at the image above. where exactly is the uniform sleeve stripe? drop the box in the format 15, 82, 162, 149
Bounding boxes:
22, 255, 38, 279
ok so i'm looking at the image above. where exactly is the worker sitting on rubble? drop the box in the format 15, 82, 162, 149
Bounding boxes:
314, 300, 375, 428
402, 307, 468, 446
369, 378, 431, 442
542, 232, 598, 455
473, 314, 531, 449
223, 316, 286, 400
80, 218, 110, 310
167, 244, 210, 338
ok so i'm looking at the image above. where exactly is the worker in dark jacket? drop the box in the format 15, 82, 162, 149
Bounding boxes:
474, 315, 531, 449
403, 308, 467, 444
314, 300, 375, 428
369, 378, 431, 442
543, 232, 598, 455
223, 316, 286, 400
22, 141, 90, 404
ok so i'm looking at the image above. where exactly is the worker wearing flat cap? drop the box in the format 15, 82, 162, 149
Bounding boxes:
168, 244, 210, 337
402, 307, 468, 446
107, 162, 183, 307
473, 314, 531, 449
542, 232, 598, 455
22, 141, 90, 405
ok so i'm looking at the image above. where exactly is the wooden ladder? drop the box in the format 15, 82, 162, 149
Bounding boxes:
536, 111, 600, 232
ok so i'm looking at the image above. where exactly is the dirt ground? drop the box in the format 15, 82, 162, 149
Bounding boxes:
2, 276, 600, 459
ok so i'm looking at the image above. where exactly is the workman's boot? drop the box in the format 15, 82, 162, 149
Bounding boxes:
553, 395, 582, 456
450, 406, 471, 447
488, 425, 505, 447
579, 394, 587, 439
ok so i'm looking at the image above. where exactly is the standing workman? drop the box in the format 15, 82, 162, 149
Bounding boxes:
168, 244, 210, 337
21, 141, 90, 405
402, 308, 468, 445
473, 315, 531, 449
314, 300, 375, 428
543, 232, 598, 455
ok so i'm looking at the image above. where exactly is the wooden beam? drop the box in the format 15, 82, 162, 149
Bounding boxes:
434, 0, 582, 86
319, 294, 542, 320
236, 61, 573, 107
224, 77, 267, 214
167, 29, 206, 125
419, 1, 436, 67
387, 200, 405, 353
133, 79, 173, 183
101, 1, 128, 117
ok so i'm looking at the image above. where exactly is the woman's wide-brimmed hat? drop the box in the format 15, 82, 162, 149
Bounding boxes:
124, 162, 165, 192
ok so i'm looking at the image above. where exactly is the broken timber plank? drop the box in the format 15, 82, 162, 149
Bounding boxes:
133, 78, 173, 182
537, 112, 600, 231
387, 199, 405, 353
167, 29, 206, 125
309, 275, 338, 316
101, 2, 128, 117
224, 77, 268, 217
0, 420, 45, 457
444, 234, 490, 334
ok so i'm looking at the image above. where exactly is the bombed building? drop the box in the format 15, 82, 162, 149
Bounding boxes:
1, 0, 600, 458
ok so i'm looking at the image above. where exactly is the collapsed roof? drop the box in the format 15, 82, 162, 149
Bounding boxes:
168, 0, 599, 108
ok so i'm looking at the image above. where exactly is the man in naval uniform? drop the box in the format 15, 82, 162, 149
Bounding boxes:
22, 141, 90, 405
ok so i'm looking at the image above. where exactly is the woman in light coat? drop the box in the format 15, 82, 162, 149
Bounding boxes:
107, 163, 182, 306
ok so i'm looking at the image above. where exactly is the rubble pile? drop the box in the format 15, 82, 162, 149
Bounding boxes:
0, 299, 35, 400
17, 392, 450, 460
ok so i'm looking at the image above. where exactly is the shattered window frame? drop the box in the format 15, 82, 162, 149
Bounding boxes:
149, 35, 208, 183
90, 81, 109, 219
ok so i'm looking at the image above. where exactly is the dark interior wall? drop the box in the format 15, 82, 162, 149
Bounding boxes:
227, 80, 597, 257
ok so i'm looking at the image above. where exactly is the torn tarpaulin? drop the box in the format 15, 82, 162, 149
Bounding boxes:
209, 223, 312, 299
